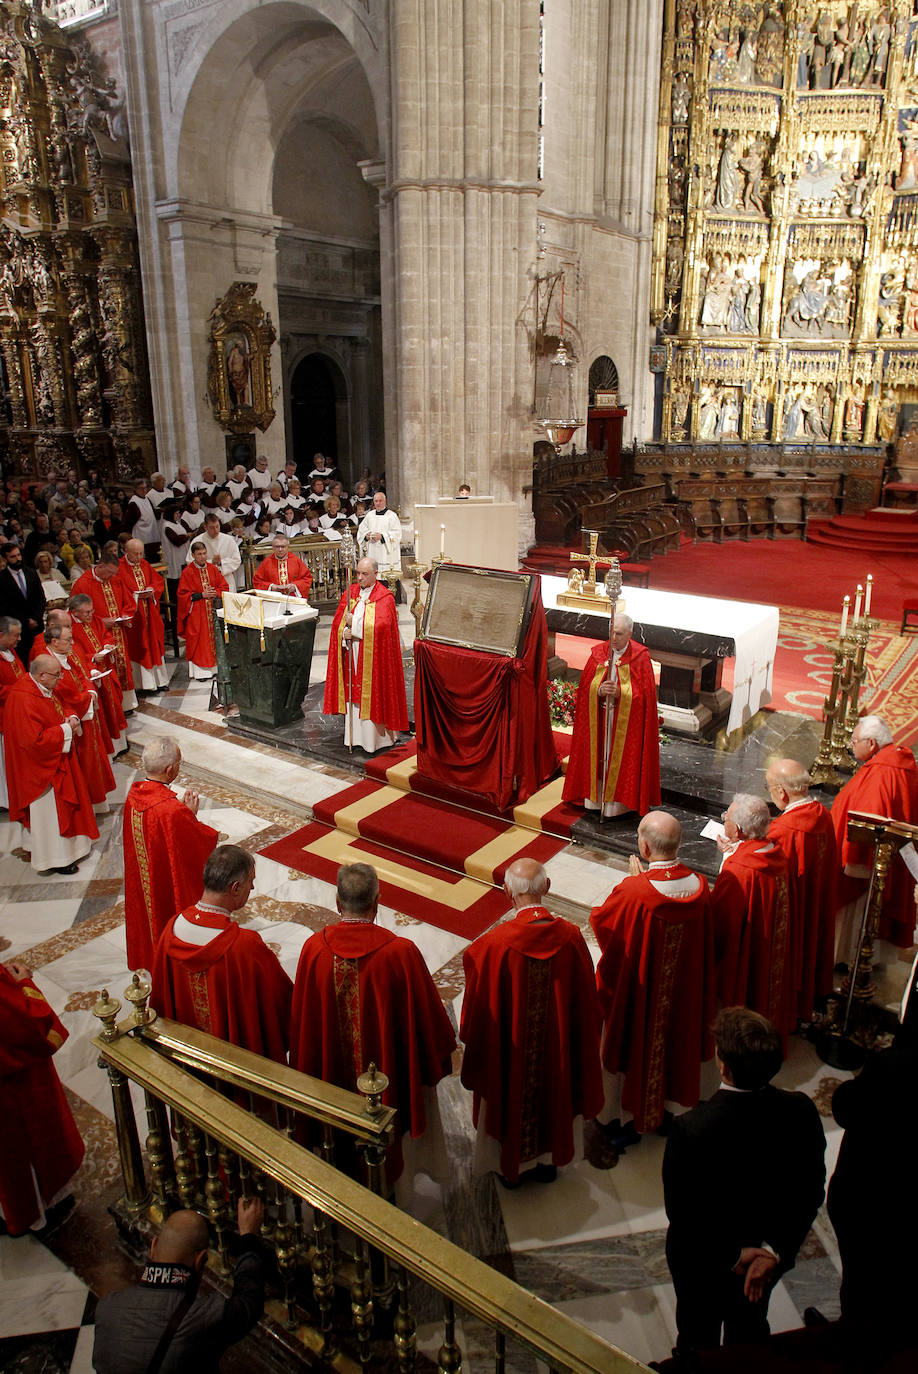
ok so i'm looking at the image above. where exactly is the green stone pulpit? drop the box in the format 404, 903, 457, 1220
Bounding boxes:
221, 605, 317, 728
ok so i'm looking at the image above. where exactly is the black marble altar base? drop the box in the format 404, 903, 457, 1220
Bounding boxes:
226, 649, 417, 770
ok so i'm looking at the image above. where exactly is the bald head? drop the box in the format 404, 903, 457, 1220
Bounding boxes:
765, 758, 811, 809
125, 538, 144, 563
504, 858, 550, 905
638, 811, 682, 860
151, 1209, 210, 1266
46, 608, 71, 631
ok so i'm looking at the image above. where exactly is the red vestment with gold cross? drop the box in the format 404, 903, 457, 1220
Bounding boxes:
252, 552, 313, 599
115, 557, 166, 670
591, 866, 715, 1132
49, 655, 116, 805
122, 781, 219, 971
563, 639, 660, 814
70, 569, 135, 691
289, 922, 455, 1179
769, 801, 837, 1019
71, 615, 127, 747
0, 650, 25, 728
323, 581, 408, 732
0, 965, 84, 1234
176, 562, 228, 669
460, 907, 603, 1182
4, 675, 98, 839
712, 839, 794, 1041
151, 906, 292, 1064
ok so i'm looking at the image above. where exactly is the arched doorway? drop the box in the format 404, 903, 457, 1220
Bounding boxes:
587, 354, 626, 479
289, 353, 347, 477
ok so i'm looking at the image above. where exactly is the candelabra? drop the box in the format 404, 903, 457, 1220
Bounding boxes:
810, 632, 850, 786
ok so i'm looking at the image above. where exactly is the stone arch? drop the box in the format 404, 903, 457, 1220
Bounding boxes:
287, 349, 350, 476
588, 354, 621, 404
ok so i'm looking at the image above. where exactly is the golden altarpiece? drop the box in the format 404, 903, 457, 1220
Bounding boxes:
647, 0, 918, 509
0, 1, 153, 480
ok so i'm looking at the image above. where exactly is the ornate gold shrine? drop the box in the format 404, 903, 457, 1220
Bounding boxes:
207, 281, 277, 436
652, 0, 918, 452
0, 2, 155, 479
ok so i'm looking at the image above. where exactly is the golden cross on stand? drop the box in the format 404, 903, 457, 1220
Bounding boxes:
569, 530, 612, 595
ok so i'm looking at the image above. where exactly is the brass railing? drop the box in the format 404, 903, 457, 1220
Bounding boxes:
92, 992, 649, 1373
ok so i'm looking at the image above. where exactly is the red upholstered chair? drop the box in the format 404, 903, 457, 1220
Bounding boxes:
901, 599, 918, 635
621, 562, 651, 588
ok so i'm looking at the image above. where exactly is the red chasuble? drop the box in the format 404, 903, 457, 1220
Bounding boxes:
115, 558, 166, 669
4, 676, 98, 839
831, 744, 918, 947
563, 640, 661, 815
0, 651, 25, 728
71, 570, 135, 691
151, 907, 292, 1064
289, 922, 455, 1177
0, 965, 84, 1234
50, 657, 116, 805
769, 802, 837, 1018
122, 782, 219, 971
253, 553, 313, 599
460, 908, 603, 1182
71, 617, 127, 747
177, 563, 228, 669
591, 867, 715, 1132
712, 839, 794, 1041
323, 581, 408, 732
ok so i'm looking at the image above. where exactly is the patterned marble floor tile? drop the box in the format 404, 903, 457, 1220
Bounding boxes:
0, 1236, 90, 1338
0, 897, 83, 958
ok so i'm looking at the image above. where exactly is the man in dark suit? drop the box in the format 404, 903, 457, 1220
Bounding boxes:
0, 543, 44, 664
662, 1006, 826, 1363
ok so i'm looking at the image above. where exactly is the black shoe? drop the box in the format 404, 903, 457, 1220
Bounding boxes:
497, 1173, 522, 1190
834, 961, 849, 977
612, 1121, 643, 1151
531, 1163, 557, 1184
803, 1306, 829, 1327
33, 1195, 75, 1242
54, 862, 80, 876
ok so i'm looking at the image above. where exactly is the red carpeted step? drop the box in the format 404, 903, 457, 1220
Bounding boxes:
806, 516, 918, 552
866, 507, 918, 526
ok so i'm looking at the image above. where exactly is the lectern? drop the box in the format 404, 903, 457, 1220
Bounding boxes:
219, 592, 318, 729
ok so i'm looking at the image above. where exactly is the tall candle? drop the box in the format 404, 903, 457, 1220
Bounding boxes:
440, 523, 446, 555
840, 594, 850, 638
865, 574, 872, 617
415, 531, 421, 566
853, 584, 863, 621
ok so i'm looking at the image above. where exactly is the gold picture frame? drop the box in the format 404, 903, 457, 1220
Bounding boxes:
207, 281, 277, 435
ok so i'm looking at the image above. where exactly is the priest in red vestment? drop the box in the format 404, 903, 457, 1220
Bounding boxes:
252, 534, 313, 599
115, 539, 169, 692
289, 862, 455, 1190
70, 554, 137, 711
0, 958, 84, 1235
123, 736, 219, 972
832, 715, 918, 956
0, 614, 25, 818
323, 557, 407, 753
712, 794, 794, 1043
45, 621, 116, 809
5, 657, 98, 873
563, 613, 661, 818
766, 758, 837, 1020
591, 811, 715, 1141
460, 858, 603, 1184
151, 845, 292, 1063
177, 543, 228, 679
68, 593, 128, 756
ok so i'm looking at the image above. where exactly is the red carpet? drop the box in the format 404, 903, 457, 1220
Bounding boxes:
261, 779, 568, 940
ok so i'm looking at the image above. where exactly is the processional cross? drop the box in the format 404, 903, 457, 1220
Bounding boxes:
569, 530, 612, 596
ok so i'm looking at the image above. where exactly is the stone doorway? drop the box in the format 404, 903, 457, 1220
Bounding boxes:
289, 353, 346, 478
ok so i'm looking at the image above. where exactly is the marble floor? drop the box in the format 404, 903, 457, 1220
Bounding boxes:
0, 602, 905, 1372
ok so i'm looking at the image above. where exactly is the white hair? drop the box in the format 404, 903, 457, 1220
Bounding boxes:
613, 613, 634, 632
142, 737, 180, 774
855, 715, 893, 748
504, 864, 549, 899
730, 793, 771, 839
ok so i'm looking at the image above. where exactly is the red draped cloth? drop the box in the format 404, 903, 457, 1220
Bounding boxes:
323, 581, 408, 731
831, 744, 918, 947
0, 965, 84, 1234
413, 578, 558, 809
115, 558, 166, 669
51, 657, 116, 805
289, 921, 455, 1179
177, 563, 228, 669
5, 676, 98, 839
71, 570, 135, 690
591, 867, 715, 1132
563, 640, 661, 815
71, 617, 127, 747
253, 553, 313, 599
769, 801, 837, 1018
460, 907, 603, 1182
122, 782, 219, 971
151, 906, 292, 1064
712, 839, 794, 1041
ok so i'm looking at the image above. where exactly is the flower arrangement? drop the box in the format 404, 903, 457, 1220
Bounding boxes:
547, 677, 577, 727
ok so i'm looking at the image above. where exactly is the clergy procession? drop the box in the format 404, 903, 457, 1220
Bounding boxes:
0, 454, 917, 1374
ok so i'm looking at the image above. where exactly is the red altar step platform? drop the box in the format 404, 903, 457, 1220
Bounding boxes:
807, 508, 918, 554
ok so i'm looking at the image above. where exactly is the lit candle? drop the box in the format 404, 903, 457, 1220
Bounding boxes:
415, 531, 421, 566
853, 583, 863, 621
864, 573, 872, 617
840, 594, 850, 638
440, 523, 446, 555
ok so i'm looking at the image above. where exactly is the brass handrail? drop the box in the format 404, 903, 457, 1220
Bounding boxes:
93, 1024, 649, 1373
140, 1017, 397, 1144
